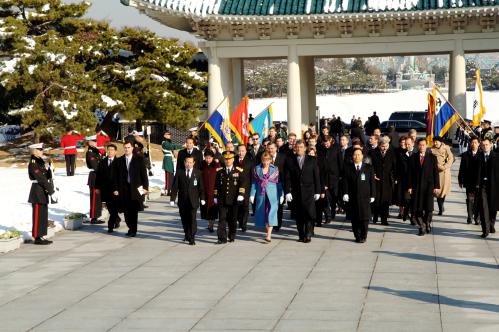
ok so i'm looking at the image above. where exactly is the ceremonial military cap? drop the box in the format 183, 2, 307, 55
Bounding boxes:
222, 151, 235, 159
28, 143, 44, 150
483, 120, 492, 125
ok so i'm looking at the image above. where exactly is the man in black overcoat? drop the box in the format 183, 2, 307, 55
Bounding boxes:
317, 136, 341, 223
343, 147, 375, 243
170, 155, 205, 245
112, 141, 149, 237
370, 137, 396, 225
235, 144, 254, 232
458, 136, 481, 225
95, 144, 120, 233
477, 138, 499, 238
284, 140, 321, 243
176, 137, 203, 172
408, 138, 440, 236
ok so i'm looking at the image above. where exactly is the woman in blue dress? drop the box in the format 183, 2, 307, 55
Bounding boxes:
250, 152, 284, 243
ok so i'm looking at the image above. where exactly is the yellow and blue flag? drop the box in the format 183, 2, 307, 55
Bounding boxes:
205, 97, 232, 149
249, 105, 273, 139
433, 102, 459, 138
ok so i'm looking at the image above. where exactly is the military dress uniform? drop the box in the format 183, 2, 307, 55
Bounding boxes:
215, 152, 246, 243
161, 138, 183, 194
28, 144, 55, 244
86, 137, 103, 223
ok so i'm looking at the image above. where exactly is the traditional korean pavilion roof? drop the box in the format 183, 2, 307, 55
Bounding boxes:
123, 0, 498, 16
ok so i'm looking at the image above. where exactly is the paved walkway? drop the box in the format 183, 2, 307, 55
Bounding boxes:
1, 161, 499, 332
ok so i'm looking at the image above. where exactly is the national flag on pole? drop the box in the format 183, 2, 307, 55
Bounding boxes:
230, 96, 250, 144
472, 69, 486, 126
427, 88, 437, 145
205, 97, 232, 149
433, 102, 459, 138
249, 105, 273, 139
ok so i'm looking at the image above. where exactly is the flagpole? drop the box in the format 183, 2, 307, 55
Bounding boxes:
197, 96, 229, 131
433, 85, 474, 133
250, 102, 275, 121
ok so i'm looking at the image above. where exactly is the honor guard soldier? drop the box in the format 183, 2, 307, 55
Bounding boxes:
28, 143, 56, 245
86, 135, 104, 224
214, 151, 246, 244
161, 130, 183, 196
60, 129, 84, 176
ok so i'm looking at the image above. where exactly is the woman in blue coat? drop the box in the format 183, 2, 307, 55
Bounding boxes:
250, 152, 284, 243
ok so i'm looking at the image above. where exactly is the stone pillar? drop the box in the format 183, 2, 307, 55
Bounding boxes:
449, 40, 467, 119
207, 47, 222, 117
231, 58, 245, 104
299, 57, 310, 128
307, 58, 317, 130
288, 45, 302, 137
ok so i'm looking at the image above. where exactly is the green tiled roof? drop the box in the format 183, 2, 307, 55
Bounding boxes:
125, 0, 499, 16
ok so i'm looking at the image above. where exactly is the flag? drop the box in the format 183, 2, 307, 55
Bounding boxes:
205, 97, 232, 149
433, 102, 459, 138
230, 96, 250, 144
472, 69, 486, 126
427, 88, 437, 145
249, 105, 273, 139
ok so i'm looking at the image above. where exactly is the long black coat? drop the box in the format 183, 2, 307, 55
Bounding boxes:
284, 155, 321, 219
86, 146, 101, 187
394, 148, 413, 204
95, 156, 117, 203
343, 163, 375, 221
28, 156, 55, 204
370, 148, 396, 204
235, 155, 254, 202
176, 148, 203, 172
478, 151, 499, 211
112, 155, 149, 211
171, 168, 205, 209
318, 146, 342, 195
408, 151, 440, 212
458, 150, 481, 190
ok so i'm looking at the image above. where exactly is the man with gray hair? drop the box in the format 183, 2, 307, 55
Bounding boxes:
369, 137, 396, 225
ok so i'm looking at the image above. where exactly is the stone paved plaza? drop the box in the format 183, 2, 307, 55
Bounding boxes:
1, 161, 499, 332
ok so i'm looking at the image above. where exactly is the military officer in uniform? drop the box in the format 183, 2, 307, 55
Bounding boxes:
214, 151, 246, 244
28, 143, 56, 245
161, 130, 183, 195
86, 135, 104, 224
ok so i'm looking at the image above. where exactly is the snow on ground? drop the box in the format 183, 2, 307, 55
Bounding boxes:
249, 90, 499, 124
0, 163, 166, 240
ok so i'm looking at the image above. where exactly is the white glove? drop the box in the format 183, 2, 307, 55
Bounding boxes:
169, 201, 175, 207
50, 193, 59, 203
279, 196, 284, 204
237, 195, 244, 202
285, 193, 293, 202
250, 196, 255, 204
214, 198, 218, 205
314, 194, 320, 201
370, 197, 375, 203
200, 200, 206, 206
343, 194, 349, 202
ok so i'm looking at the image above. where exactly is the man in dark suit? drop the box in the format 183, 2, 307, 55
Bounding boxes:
95, 144, 120, 233
343, 147, 376, 243
370, 137, 396, 225
458, 136, 481, 225
478, 138, 499, 238
268, 142, 287, 231
408, 138, 440, 236
317, 136, 341, 223
284, 140, 321, 243
170, 155, 205, 245
176, 137, 202, 172
112, 141, 149, 237
235, 144, 254, 232
249, 133, 265, 160
214, 151, 246, 244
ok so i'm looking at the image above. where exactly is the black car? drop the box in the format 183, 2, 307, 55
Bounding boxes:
389, 111, 427, 124
380, 120, 426, 133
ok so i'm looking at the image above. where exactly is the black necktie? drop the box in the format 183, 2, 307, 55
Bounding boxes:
356, 165, 360, 172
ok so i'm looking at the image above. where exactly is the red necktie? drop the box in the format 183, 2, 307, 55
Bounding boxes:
420, 154, 424, 166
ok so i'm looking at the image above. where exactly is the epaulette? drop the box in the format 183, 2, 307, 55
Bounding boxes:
216, 167, 223, 171
236, 167, 243, 172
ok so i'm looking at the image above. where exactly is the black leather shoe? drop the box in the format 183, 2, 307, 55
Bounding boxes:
359, 238, 366, 243
107, 229, 114, 233
241, 228, 247, 233
90, 219, 105, 225
490, 227, 496, 233
481, 233, 489, 238
114, 222, 121, 229
216, 240, 227, 244
189, 240, 196, 245
418, 229, 425, 236
381, 222, 389, 226
228, 239, 235, 243
297, 238, 304, 242
438, 210, 443, 216
34, 238, 51, 245
304, 238, 311, 243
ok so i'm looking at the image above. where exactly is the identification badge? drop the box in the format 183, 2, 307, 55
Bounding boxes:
193, 178, 197, 186
234, 180, 237, 186
361, 173, 366, 181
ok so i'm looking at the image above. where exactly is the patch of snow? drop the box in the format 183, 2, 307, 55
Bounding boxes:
8, 105, 33, 115
101, 94, 123, 107
28, 64, 37, 74
45, 52, 67, 65
125, 67, 142, 80
150, 74, 168, 82
22, 37, 36, 50
188, 71, 205, 82
0, 58, 20, 74
41, 3, 51, 12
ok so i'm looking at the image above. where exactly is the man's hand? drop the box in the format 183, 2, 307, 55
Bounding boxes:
113, 191, 119, 196
408, 189, 412, 195
314, 194, 320, 201
433, 188, 439, 195
343, 194, 349, 202
200, 200, 206, 206
370, 197, 375, 203
237, 195, 244, 202
214, 198, 218, 205
374, 176, 380, 181
285, 193, 293, 202
320, 193, 325, 199
279, 196, 284, 204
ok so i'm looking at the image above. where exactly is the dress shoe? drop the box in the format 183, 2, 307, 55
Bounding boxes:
381, 222, 389, 226
402, 215, 407, 222
241, 228, 247, 233
475, 220, 479, 225
481, 233, 489, 238
315, 223, 322, 227
90, 218, 105, 225
207, 226, 214, 233
438, 210, 443, 216
324, 219, 331, 224
397, 214, 402, 219
354, 238, 361, 243
189, 240, 196, 245
107, 229, 114, 233
467, 218, 472, 224
114, 222, 121, 229
426, 226, 432, 234
34, 238, 51, 245
228, 239, 235, 243
126, 232, 136, 237
418, 229, 425, 236
297, 238, 304, 242
304, 238, 311, 243
490, 226, 496, 233
264, 238, 271, 243
215, 240, 227, 244
183, 236, 187, 242
359, 238, 366, 243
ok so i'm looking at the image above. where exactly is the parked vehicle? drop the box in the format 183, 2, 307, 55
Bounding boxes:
389, 111, 427, 124
380, 120, 427, 135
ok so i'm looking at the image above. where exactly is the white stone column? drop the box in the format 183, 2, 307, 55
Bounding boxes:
449, 40, 467, 119
207, 47, 223, 117
299, 57, 310, 128
231, 58, 245, 104
307, 58, 317, 129
288, 45, 302, 137
220, 57, 233, 108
